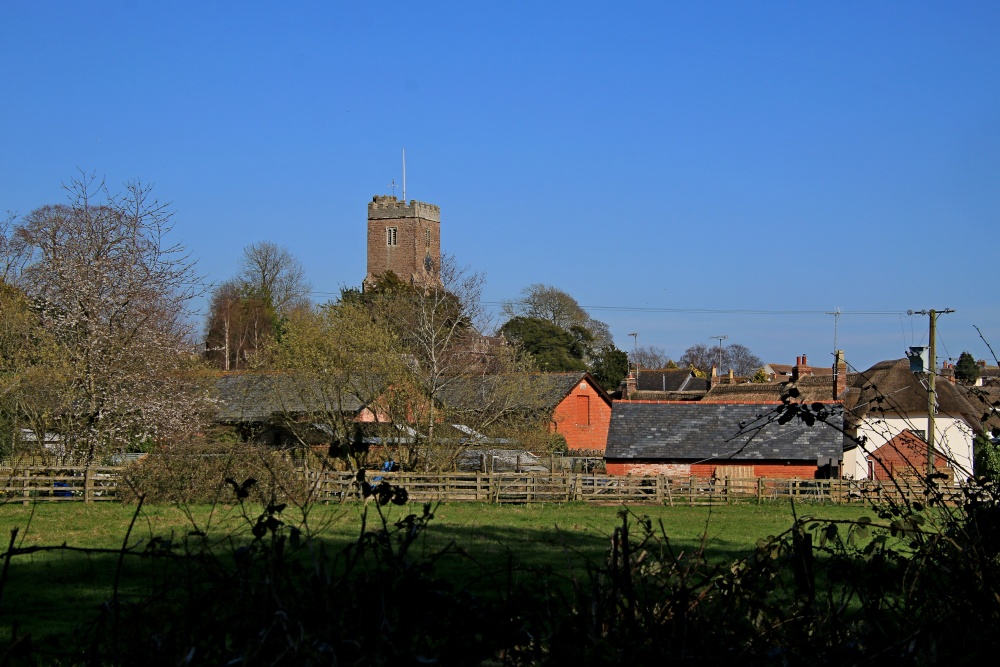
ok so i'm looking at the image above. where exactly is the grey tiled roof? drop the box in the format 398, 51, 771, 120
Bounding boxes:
636, 369, 699, 392
215, 374, 365, 423
606, 402, 845, 462
436, 372, 610, 412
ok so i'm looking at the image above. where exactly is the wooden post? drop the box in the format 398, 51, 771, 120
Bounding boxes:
22, 468, 30, 506
84, 467, 92, 504
665, 476, 674, 507
757, 477, 764, 505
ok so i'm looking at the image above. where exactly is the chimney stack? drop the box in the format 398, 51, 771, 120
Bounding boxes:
624, 371, 637, 398
833, 350, 847, 399
792, 354, 811, 382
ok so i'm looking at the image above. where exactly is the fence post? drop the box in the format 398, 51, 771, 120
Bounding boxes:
84, 467, 92, 504
22, 468, 30, 506
757, 477, 764, 505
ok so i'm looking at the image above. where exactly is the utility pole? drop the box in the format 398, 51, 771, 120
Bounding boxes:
628, 332, 638, 373
909, 308, 955, 476
710, 335, 728, 373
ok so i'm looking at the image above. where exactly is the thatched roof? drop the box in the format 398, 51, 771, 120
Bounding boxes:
701, 373, 841, 404
840, 358, 980, 428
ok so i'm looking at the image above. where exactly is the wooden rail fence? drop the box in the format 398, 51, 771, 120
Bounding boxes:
0, 467, 120, 504
0, 467, 968, 506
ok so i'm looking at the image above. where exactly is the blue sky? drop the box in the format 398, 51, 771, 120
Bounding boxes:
2, 1, 998, 372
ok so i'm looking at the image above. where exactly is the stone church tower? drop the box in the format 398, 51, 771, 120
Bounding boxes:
364, 195, 441, 290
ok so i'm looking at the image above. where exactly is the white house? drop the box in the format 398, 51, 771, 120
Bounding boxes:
841, 359, 980, 481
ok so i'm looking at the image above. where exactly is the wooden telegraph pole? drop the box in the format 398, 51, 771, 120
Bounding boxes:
909, 308, 954, 476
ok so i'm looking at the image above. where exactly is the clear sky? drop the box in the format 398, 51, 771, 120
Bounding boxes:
2, 1, 998, 372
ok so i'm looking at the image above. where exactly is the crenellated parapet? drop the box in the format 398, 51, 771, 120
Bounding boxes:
368, 195, 440, 222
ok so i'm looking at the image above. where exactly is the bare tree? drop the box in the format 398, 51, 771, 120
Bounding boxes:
630, 345, 674, 369
680, 341, 762, 376
204, 279, 275, 370
727, 343, 763, 377
3, 173, 212, 464
502, 283, 587, 329
680, 343, 717, 374
501, 283, 613, 356
360, 256, 549, 471
0, 212, 29, 284
237, 241, 311, 316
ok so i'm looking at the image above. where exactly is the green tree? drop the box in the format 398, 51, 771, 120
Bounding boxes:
500, 316, 588, 372
501, 283, 613, 353
590, 345, 629, 391
955, 351, 981, 384
267, 300, 417, 470
0, 281, 72, 460
974, 432, 1000, 483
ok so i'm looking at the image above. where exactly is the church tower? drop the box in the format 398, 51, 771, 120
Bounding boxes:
364, 195, 441, 290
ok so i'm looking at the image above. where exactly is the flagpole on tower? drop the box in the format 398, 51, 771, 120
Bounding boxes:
402, 148, 406, 203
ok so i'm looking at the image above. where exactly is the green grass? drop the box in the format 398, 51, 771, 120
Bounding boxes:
0, 500, 874, 644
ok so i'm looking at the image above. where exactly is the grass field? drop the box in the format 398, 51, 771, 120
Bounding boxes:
0, 499, 874, 645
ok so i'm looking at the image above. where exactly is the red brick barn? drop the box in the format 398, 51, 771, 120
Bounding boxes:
541, 372, 613, 452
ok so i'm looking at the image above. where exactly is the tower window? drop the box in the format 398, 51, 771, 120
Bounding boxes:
425, 229, 430, 247
386, 227, 397, 246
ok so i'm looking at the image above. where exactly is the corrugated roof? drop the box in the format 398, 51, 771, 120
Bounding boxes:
606, 402, 845, 462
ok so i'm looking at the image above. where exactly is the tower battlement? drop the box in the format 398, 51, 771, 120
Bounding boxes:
368, 195, 440, 223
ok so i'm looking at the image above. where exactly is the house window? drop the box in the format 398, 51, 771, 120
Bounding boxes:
576, 395, 590, 426
386, 227, 397, 246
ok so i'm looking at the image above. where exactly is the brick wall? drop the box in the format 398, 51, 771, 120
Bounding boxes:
606, 459, 820, 478
870, 430, 950, 481
606, 462, 692, 476
365, 195, 441, 289
550, 378, 612, 451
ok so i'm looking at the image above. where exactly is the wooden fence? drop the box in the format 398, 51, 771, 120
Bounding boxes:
306, 472, 966, 506
0, 467, 120, 504
0, 467, 967, 506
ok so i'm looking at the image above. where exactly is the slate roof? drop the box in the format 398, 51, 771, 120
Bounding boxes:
215, 374, 365, 423
436, 371, 611, 412
606, 402, 845, 462
636, 369, 701, 392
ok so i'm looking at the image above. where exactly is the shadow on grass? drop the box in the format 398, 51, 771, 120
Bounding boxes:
3, 496, 991, 665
